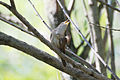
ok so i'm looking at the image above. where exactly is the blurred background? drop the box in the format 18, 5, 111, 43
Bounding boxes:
0, 0, 120, 80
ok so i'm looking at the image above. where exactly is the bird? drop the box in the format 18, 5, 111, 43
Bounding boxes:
50, 20, 70, 66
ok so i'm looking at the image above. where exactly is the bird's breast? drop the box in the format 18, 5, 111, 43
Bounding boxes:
51, 34, 60, 48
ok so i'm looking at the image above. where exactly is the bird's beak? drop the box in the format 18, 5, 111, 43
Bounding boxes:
64, 19, 70, 25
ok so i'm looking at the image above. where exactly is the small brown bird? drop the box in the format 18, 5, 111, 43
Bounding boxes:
50, 20, 70, 66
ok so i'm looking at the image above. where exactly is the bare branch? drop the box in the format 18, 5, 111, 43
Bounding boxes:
115, 0, 120, 7
0, 1, 11, 9
0, 16, 35, 37
10, 0, 16, 10
76, 32, 90, 51
0, 1, 42, 40
80, 39, 90, 59
65, 48, 99, 73
105, 0, 116, 79
67, 0, 75, 14
0, 13, 24, 27
90, 22, 120, 31
0, 32, 99, 80
28, 0, 52, 31
96, 0, 120, 12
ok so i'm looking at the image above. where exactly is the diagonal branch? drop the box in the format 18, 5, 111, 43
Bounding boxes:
10, 0, 16, 10
65, 48, 99, 73
96, 0, 120, 12
0, 32, 97, 80
90, 22, 120, 31
76, 32, 90, 51
67, 0, 75, 14
0, 1, 11, 9
115, 0, 120, 7
105, 0, 116, 79
80, 39, 90, 59
0, 16, 35, 37
28, 0, 52, 31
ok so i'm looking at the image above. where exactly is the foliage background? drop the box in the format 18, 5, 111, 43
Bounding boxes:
0, 0, 120, 80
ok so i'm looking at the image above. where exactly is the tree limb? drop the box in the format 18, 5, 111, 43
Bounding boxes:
10, 0, 16, 10
28, 0, 52, 31
0, 32, 98, 80
0, 16, 35, 37
96, 0, 120, 12
67, 0, 75, 14
65, 48, 98, 73
105, 0, 116, 79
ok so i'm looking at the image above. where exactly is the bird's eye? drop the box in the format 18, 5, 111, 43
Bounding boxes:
56, 32, 60, 36
56, 34, 60, 37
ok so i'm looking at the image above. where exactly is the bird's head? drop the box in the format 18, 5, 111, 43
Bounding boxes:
55, 20, 70, 35
64, 19, 70, 25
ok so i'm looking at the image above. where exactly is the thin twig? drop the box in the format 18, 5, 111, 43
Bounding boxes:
0, 13, 24, 26
10, 0, 16, 10
0, 16, 35, 37
0, 1, 11, 9
105, 0, 116, 79
97, 0, 120, 13
90, 22, 120, 31
67, 0, 75, 14
76, 32, 90, 51
115, 0, 120, 8
28, 0, 52, 31
57, 0, 120, 79
65, 48, 99, 73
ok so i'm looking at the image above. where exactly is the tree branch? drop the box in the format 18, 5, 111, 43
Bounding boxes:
105, 0, 116, 79
0, 16, 35, 37
65, 48, 98, 73
67, 0, 75, 14
96, 0, 120, 12
89, 22, 120, 31
115, 0, 120, 7
0, 32, 98, 80
28, 0, 52, 31
10, 0, 16, 10
76, 32, 90, 51
0, 1, 11, 9
80, 39, 90, 60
